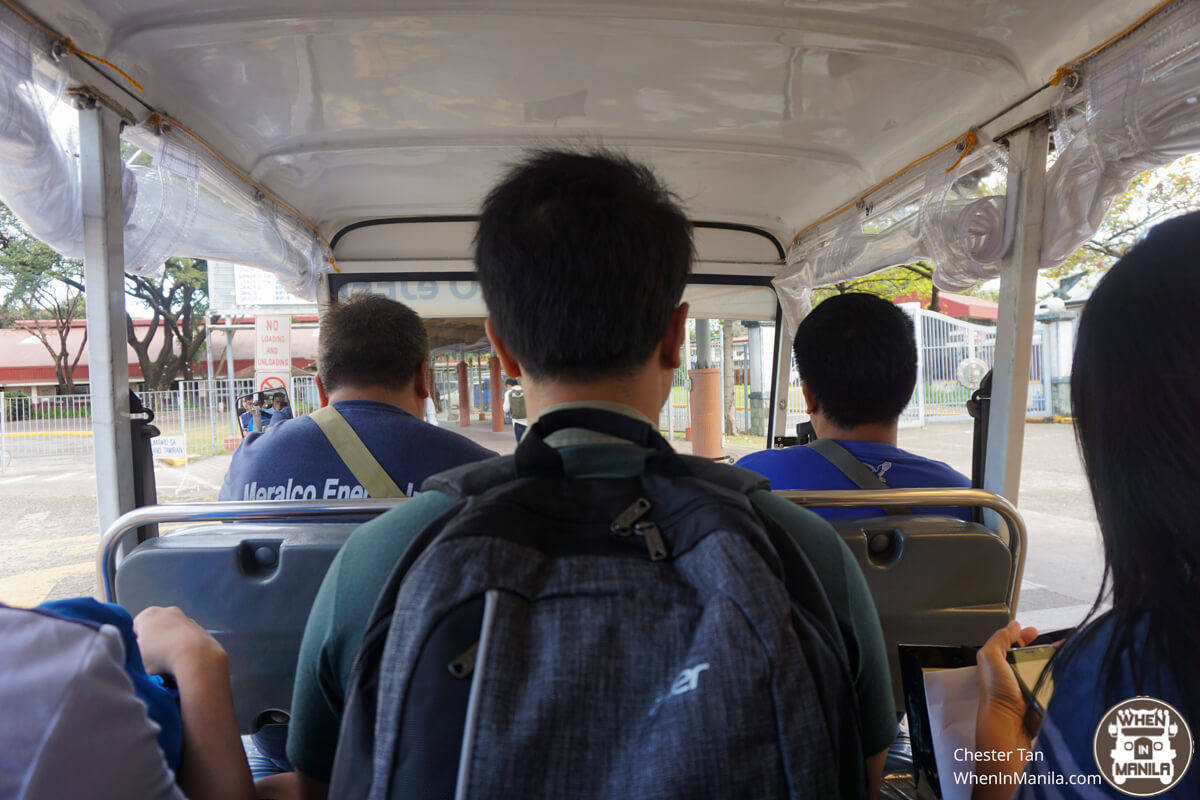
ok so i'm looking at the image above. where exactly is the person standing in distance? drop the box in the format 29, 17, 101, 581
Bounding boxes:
502, 377, 528, 440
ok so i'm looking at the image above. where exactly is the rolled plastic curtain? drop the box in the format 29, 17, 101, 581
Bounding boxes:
774, 142, 1011, 339
1041, 4, 1200, 267
0, 10, 328, 298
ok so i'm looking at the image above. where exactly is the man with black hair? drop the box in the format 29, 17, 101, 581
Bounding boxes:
737, 293, 970, 519
276, 151, 893, 799
220, 293, 494, 502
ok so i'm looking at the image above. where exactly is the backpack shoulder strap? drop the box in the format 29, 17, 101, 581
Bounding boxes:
309, 405, 405, 498
804, 438, 911, 515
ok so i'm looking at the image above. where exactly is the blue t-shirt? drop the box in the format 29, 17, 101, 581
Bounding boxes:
266, 406, 293, 427
219, 400, 496, 501
736, 440, 971, 520
1015, 615, 1197, 798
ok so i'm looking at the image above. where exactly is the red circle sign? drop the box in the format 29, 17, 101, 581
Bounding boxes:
259, 376, 287, 392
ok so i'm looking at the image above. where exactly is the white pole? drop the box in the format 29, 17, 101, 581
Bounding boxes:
178, 383, 188, 468
0, 392, 7, 473
984, 121, 1050, 507
205, 318, 217, 452
225, 327, 238, 437
913, 307, 927, 427
78, 99, 135, 532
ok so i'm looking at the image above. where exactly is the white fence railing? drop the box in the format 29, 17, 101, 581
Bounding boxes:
784, 306, 1052, 434
0, 308, 1056, 466
1, 375, 319, 468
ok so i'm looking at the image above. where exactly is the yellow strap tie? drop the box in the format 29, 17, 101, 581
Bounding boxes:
945, 131, 978, 173
1049, 67, 1076, 87
60, 39, 143, 92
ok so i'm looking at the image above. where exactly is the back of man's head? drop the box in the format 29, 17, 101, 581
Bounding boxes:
794, 293, 917, 429
474, 149, 693, 381
318, 294, 428, 394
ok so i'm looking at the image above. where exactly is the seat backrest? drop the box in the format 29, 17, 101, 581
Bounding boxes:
115, 522, 358, 733
831, 515, 1012, 711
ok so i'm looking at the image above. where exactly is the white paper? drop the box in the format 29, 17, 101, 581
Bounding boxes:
923, 665, 980, 800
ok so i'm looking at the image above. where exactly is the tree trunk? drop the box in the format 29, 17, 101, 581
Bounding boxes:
721, 320, 738, 435
929, 284, 940, 313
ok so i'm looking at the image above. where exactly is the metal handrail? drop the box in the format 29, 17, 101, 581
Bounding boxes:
777, 487, 1026, 610
98, 487, 1025, 609
97, 498, 408, 602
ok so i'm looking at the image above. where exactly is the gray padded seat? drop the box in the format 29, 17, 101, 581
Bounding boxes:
831, 514, 1013, 711
115, 522, 358, 733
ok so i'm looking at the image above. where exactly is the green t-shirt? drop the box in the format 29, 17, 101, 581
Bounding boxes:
287, 439, 896, 780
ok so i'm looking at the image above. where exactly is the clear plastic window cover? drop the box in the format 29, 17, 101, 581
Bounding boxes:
774, 142, 1010, 341
1042, 0, 1200, 267
0, 12, 329, 299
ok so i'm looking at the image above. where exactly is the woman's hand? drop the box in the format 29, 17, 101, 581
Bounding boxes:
972, 620, 1039, 800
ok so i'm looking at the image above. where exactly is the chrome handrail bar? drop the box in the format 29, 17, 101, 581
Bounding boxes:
98, 488, 1025, 610
97, 498, 408, 602
777, 487, 1026, 610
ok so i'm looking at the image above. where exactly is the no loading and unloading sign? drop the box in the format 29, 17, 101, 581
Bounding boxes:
1093, 697, 1193, 796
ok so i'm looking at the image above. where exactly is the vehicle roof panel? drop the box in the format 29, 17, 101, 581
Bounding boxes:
34, 0, 1165, 240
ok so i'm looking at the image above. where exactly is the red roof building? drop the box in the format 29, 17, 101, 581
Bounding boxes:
0, 317, 319, 396
892, 291, 998, 323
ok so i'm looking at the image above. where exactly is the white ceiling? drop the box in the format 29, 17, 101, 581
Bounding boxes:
36, 0, 1164, 244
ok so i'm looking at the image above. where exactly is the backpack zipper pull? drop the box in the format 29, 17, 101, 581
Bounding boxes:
611, 497, 652, 536
635, 521, 669, 561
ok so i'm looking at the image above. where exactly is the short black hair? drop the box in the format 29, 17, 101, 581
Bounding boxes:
318, 294, 429, 393
794, 293, 917, 428
474, 149, 693, 381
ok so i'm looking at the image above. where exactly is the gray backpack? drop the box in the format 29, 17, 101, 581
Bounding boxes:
330, 409, 866, 799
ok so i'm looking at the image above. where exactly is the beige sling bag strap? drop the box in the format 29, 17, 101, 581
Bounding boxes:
309, 405, 405, 498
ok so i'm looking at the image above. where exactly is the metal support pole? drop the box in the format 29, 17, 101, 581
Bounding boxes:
984, 122, 1049, 505
177, 383, 188, 467
0, 391, 7, 473
79, 100, 135, 532
695, 319, 711, 368
205, 319, 217, 451
911, 306, 927, 427
225, 327, 237, 436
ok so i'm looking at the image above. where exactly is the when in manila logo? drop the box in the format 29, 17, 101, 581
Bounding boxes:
1093, 697, 1193, 796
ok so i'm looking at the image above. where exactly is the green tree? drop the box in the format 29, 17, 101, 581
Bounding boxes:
125, 258, 210, 392
0, 204, 88, 394
814, 261, 945, 310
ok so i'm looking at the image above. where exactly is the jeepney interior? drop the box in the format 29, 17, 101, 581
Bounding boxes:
5, 0, 1200, 793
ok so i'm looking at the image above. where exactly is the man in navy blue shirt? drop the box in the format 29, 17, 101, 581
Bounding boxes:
220, 294, 496, 502
737, 293, 969, 520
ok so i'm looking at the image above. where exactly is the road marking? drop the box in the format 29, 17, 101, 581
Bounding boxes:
0, 561, 95, 607
0, 475, 35, 485
45, 471, 81, 481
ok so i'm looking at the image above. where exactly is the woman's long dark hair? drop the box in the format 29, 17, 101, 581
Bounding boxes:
1055, 210, 1200, 724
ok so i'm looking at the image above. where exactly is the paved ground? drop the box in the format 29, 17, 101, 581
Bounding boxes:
0, 420, 1104, 634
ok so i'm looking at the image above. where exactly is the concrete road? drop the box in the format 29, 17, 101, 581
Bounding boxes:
0, 422, 1106, 634
0, 455, 231, 606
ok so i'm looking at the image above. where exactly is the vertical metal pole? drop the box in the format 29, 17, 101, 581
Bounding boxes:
0, 392, 7, 473
177, 383, 188, 467
984, 122, 1049, 505
205, 319, 217, 452
79, 101, 135, 532
225, 327, 237, 436
912, 307, 927, 427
